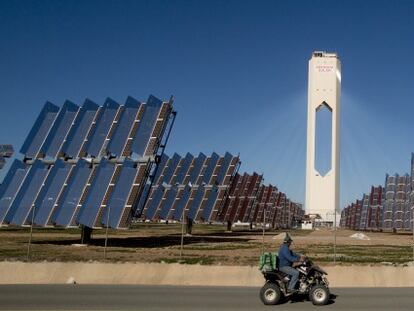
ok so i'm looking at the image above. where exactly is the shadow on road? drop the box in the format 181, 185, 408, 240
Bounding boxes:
286, 293, 337, 305
328, 293, 338, 304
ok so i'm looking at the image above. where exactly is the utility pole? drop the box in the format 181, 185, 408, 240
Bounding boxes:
334, 210, 337, 264
104, 204, 111, 260
180, 211, 185, 261
262, 206, 266, 255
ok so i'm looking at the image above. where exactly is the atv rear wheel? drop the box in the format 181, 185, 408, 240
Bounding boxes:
260, 282, 282, 305
309, 285, 330, 305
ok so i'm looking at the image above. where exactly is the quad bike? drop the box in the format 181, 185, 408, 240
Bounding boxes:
259, 254, 330, 306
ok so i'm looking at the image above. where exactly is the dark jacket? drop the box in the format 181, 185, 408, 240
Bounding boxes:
278, 243, 299, 268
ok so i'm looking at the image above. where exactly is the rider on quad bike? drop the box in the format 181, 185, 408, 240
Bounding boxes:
259, 233, 330, 306
278, 234, 305, 294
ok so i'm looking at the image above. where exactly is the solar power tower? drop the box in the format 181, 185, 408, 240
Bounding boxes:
306, 51, 341, 224
137, 152, 240, 222
0, 95, 176, 230
0, 145, 14, 170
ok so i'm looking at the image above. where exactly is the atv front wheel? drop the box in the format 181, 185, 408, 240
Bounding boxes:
309, 285, 330, 305
260, 282, 282, 305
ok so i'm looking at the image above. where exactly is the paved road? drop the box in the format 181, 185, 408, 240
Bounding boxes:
0, 285, 413, 311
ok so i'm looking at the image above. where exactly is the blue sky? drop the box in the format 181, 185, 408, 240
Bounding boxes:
0, 0, 413, 209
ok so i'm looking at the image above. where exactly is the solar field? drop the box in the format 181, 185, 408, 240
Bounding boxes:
0, 95, 304, 236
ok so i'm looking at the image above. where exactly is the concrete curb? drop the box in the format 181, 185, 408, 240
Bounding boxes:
0, 262, 413, 287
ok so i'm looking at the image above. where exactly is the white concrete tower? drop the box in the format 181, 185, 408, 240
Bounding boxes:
305, 51, 341, 222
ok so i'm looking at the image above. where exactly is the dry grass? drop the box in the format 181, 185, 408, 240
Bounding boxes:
0, 224, 412, 265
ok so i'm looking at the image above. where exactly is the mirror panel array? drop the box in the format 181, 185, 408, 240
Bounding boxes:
217, 172, 304, 229
137, 152, 240, 222
341, 153, 414, 232
0, 95, 174, 229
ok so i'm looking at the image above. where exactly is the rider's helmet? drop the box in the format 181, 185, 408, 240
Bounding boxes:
283, 233, 293, 244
